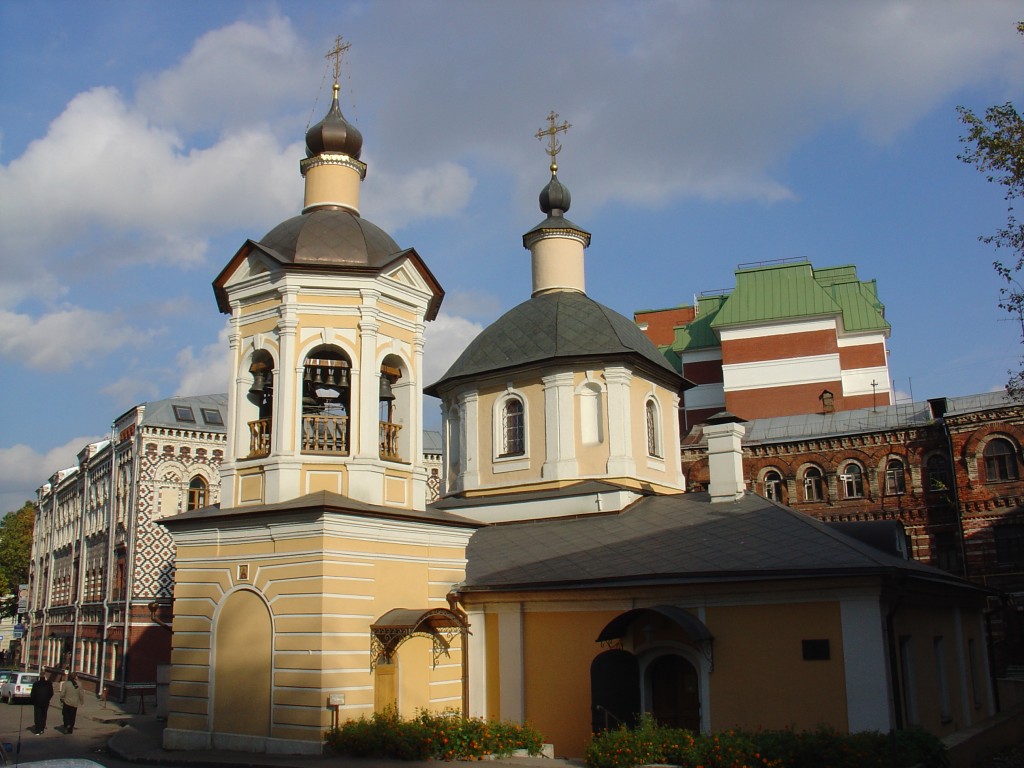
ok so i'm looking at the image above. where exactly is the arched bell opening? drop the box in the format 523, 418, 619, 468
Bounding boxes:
302, 346, 352, 455
379, 355, 408, 461
245, 350, 275, 458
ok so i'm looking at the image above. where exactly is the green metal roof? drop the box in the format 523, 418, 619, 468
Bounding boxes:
655, 262, 889, 356
671, 295, 727, 351
711, 262, 841, 328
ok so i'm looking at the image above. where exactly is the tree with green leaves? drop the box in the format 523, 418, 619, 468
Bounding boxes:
957, 22, 1024, 400
0, 502, 35, 618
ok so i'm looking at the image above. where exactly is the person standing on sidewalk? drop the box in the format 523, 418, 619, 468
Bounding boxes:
29, 673, 54, 734
59, 672, 84, 734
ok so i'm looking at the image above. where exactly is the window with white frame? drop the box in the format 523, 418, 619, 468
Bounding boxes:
884, 459, 906, 495
646, 398, 662, 458
501, 397, 525, 457
763, 470, 783, 501
840, 463, 865, 498
803, 466, 824, 501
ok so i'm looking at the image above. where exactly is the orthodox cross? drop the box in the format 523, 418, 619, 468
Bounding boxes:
326, 35, 351, 84
535, 111, 571, 168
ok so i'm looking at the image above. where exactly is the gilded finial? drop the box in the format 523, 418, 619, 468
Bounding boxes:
325, 35, 351, 88
535, 111, 571, 174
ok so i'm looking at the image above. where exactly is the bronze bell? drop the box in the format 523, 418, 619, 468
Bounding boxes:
379, 375, 395, 402
250, 371, 266, 395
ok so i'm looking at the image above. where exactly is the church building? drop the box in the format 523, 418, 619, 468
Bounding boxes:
161, 48, 996, 759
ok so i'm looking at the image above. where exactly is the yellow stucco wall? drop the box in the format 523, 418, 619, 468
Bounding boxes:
167, 515, 470, 744
523, 610, 621, 759
704, 602, 846, 731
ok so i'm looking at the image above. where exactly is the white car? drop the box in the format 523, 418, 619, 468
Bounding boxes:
0, 672, 38, 702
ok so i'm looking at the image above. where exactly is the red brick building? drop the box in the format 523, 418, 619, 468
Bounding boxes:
679, 392, 1024, 673
636, 260, 892, 430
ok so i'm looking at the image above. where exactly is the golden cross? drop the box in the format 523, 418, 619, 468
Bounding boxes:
535, 111, 571, 163
325, 35, 351, 84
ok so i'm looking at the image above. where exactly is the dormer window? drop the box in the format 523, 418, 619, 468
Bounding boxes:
173, 405, 196, 423
819, 390, 835, 414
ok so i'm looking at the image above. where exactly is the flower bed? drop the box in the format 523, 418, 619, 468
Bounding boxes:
325, 707, 544, 761
584, 717, 948, 768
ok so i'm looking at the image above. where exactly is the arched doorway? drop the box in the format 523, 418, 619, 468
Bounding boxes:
213, 589, 272, 737
590, 649, 640, 732
648, 654, 700, 730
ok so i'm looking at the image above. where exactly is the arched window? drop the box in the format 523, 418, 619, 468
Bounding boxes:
646, 399, 662, 458
984, 438, 1019, 482
763, 470, 783, 501
841, 463, 864, 498
502, 398, 525, 456
187, 476, 208, 511
803, 467, 824, 501
884, 459, 906, 495
926, 454, 950, 493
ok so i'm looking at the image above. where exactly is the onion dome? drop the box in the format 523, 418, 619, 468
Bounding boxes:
523, 165, 591, 249
305, 84, 363, 159
539, 163, 571, 215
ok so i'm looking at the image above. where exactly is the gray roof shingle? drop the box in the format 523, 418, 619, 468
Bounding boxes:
463, 492, 967, 591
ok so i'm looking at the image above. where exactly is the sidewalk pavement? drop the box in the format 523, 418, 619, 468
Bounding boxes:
76, 696, 576, 768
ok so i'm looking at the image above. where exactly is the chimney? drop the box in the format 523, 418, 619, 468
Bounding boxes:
703, 411, 747, 503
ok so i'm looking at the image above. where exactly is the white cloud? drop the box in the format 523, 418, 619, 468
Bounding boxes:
0, 307, 153, 370
363, 161, 475, 231
174, 325, 232, 398
136, 17, 315, 136
0, 436, 102, 515
422, 310, 485, 388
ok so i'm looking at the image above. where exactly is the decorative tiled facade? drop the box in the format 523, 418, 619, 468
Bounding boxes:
27, 395, 227, 698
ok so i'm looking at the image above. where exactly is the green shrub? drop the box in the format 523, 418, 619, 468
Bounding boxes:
325, 706, 544, 761
584, 718, 947, 768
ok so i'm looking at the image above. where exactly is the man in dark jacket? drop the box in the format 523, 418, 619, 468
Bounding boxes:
30, 674, 54, 734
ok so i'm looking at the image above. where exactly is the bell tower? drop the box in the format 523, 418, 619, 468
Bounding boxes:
212, 39, 444, 511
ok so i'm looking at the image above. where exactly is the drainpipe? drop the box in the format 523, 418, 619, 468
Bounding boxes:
884, 578, 905, 731
98, 419, 120, 695
928, 399, 968, 579
70, 448, 93, 675
119, 417, 143, 702
448, 588, 469, 718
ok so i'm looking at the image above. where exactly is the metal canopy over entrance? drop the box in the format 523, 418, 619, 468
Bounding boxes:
596, 604, 714, 669
370, 608, 468, 669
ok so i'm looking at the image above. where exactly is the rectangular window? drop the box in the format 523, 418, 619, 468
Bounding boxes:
172, 405, 196, 423
201, 408, 224, 426
934, 636, 951, 722
801, 639, 830, 660
994, 524, 1024, 566
900, 635, 918, 726
968, 638, 981, 709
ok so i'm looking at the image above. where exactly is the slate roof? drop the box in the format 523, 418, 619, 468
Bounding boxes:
140, 394, 228, 432
162, 490, 481, 529
733, 391, 1012, 445
461, 492, 972, 592
426, 291, 689, 395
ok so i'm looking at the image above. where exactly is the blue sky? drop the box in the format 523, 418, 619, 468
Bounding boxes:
1, 1, 1023, 512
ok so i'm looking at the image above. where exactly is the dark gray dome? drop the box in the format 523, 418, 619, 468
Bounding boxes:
539, 173, 571, 215
259, 208, 400, 267
305, 87, 363, 159
426, 291, 686, 395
